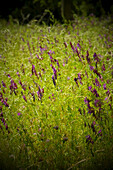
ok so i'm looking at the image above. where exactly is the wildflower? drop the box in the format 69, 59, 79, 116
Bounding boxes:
2, 81, 6, 88
105, 97, 108, 101
95, 78, 101, 87
106, 89, 110, 96
86, 50, 90, 64
93, 53, 99, 62
103, 83, 106, 90
77, 43, 81, 49
23, 95, 27, 102
19, 80, 22, 86
17, 112, 21, 116
90, 65, 94, 70
5, 124, 8, 130
98, 130, 102, 136
92, 88, 99, 97
78, 108, 82, 115
3, 100, 9, 107
52, 75, 56, 86
88, 86, 92, 90
32, 64, 35, 75
37, 86, 44, 100
17, 72, 20, 77
10, 79, 17, 90
102, 64, 105, 71
53, 126, 59, 130
0, 112, 3, 117
94, 99, 101, 108
84, 97, 89, 104
86, 135, 94, 144
74, 77, 79, 87
56, 60, 60, 67
91, 121, 96, 133
64, 42, 67, 48
70, 42, 74, 51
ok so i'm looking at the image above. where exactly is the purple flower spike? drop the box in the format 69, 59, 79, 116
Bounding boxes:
17, 112, 21, 116
64, 42, 67, 48
102, 64, 105, 71
86, 135, 94, 144
77, 43, 81, 49
103, 83, 106, 90
93, 53, 99, 62
95, 78, 101, 87
70, 42, 74, 51
92, 88, 99, 97
88, 86, 92, 90
2, 81, 6, 88
23, 95, 27, 102
32, 64, 35, 74
90, 65, 94, 70
86, 50, 90, 64
84, 97, 89, 104
3, 101, 9, 107
52, 75, 56, 86
98, 130, 102, 136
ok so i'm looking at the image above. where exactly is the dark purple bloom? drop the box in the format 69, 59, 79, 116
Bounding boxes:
7, 74, 11, 78
86, 50, 90, 64
78, 73, 82, 84
86, 135, 94, 144
52, 75, 56, 86
19, 80, 22, 86
78, 108, 82, 115
1, 117, 5, 124
74, 78, 79, 87
37, 86, 44, 100
88, 86, 92, 90
93, 53, 99, 62
56, 60, 60, 67
92, 88, 99, 97
90, 65, 94, 70
91, 121, 96, 133
95, 78, 101, 87
3, 101, 9, 107
84, 97, 89, 104
17, 112, 21, 116
94, 99, 101, 108
106, 89, 110, 96
23, 95, 27, 102
103, 83, 106, 90
77, 43, 81, 49
70, 42, 74, 51
102, 64, 105, 71
5, 124, 8, 130
0, 112, 3, 117
51, 65, 57, 79
22, 37, 25, 42
17, 72, 20, 77
2, 81, 6, 88
98, 130, 102, 136
64, 42, 67, 48
32, 64, 35, 75
105, 97, 108, 101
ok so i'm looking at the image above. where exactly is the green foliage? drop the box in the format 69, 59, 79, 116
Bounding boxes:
0, 16, 113, 169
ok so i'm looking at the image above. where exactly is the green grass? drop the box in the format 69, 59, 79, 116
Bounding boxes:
0, 16, 113, 169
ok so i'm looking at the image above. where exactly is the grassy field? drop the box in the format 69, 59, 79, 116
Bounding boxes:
0, 16, 113, 169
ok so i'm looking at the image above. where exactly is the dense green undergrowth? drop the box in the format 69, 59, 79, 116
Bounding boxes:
0, 16, 113, 169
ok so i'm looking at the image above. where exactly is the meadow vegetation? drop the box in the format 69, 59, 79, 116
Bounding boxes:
0, 16, 113, 169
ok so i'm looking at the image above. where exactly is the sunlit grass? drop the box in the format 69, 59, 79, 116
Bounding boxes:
0, 16, 113, 169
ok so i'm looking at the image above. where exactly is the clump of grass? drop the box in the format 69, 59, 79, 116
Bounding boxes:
0, 16, 113, 169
